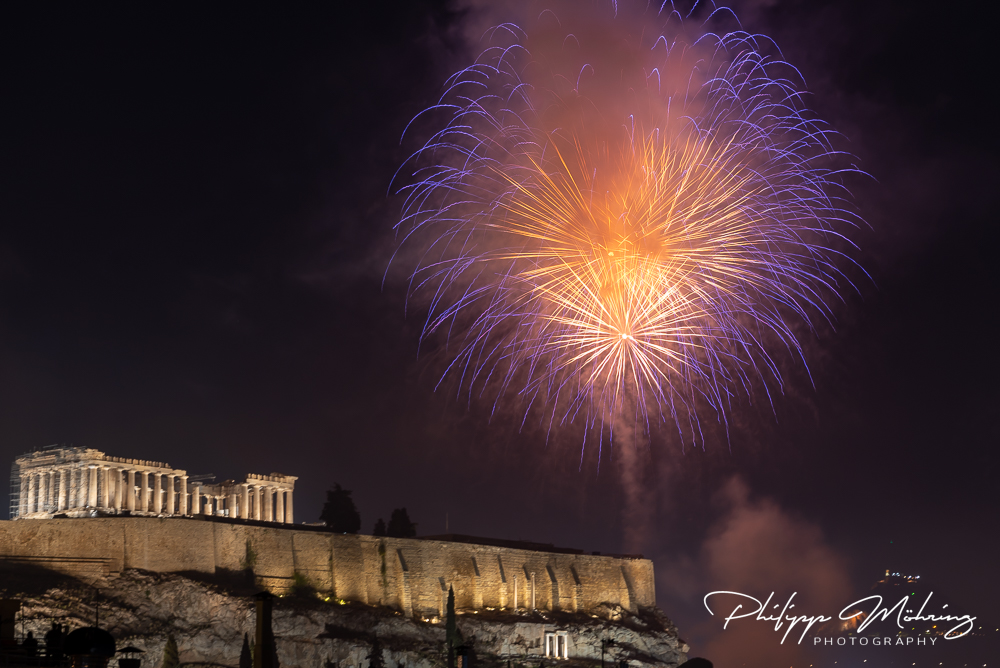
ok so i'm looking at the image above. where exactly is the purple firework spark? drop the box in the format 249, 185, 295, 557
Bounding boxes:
392, 1, 865, 453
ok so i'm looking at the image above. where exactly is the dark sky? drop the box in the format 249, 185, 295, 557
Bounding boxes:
1, 1, 997, 666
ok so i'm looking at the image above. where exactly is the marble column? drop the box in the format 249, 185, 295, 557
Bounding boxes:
37, 471, 46, 513
38, 471, 46, 512
253, 486, 262, 521
113, 469, 123, 512
33, 472, 43, 514
139, 471, 150, 512
27, 473, 37, 514
275, 489, 285, 523
179, 476, 189, 515
191, 483, 202, 514
40, 471, 48, 512
264, 487, 274, 522
87, 466, 98, 507
127, 470, 137, 511
58, 469, 68, 511
46, 471, 56, 512
228, 490, 237, 518
62, 470, 68, 509
18, 474, 28, 517
240, 484, 250, 520
285, 489, 293, 524
100, 467, 110, 508
153, 473, 162, 513
38, 472, 48, 514
76, 469, 85, 508
167, 475, 176, 515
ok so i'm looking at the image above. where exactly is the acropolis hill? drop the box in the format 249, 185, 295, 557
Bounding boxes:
5, 446, 654, 615
2, 446, 687, 667
0, 516, 655, 617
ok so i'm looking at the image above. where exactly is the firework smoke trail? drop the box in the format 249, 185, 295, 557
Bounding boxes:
393, 1, 863, 529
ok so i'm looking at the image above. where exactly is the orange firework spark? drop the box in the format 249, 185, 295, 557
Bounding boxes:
394, 5, 863, 447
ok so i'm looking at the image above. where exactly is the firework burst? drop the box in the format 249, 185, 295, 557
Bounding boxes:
393, 2, 863, 451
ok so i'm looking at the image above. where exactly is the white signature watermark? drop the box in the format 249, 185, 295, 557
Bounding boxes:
703, 591, 976, 645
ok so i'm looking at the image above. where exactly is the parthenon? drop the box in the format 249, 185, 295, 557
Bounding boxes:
10, 446, 296, 524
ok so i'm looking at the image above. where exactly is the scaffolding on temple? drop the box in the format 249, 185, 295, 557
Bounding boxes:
8, 458, 20, 520
8, 443, 70, 519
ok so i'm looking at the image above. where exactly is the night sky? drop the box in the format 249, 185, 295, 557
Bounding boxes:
1, 1, 997, 666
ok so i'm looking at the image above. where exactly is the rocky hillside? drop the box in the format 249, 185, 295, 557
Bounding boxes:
5, 567, 688, 668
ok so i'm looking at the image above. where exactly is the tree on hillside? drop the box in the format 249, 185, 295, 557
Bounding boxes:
163, 635, 180, 668
367, 636, 386, 668
320, 483, 361, 533
239, 633, 252, 668
386, 507, 416, 538
373, 518, 386, 536
445, 586, 462, 668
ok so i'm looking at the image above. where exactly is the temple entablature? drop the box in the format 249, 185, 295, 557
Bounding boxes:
10, 446, 295, 525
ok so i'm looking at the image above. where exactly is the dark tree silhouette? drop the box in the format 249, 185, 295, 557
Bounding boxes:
367, 636, 386, 668
239, 634, 252, 668
163, 635, 180, 668
373, 518, 386, 536
446, 586, 456, 668
445, 585, 463, 668
255, 591, 281, 668
266, 626, 280, 668
320, 483, 361, 533
387, 508, 416, 538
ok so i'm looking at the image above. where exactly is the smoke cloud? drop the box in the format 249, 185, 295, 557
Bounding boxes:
657, 477, 852, 667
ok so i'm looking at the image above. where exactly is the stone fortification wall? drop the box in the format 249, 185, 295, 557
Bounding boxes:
0, 518, 654, 616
